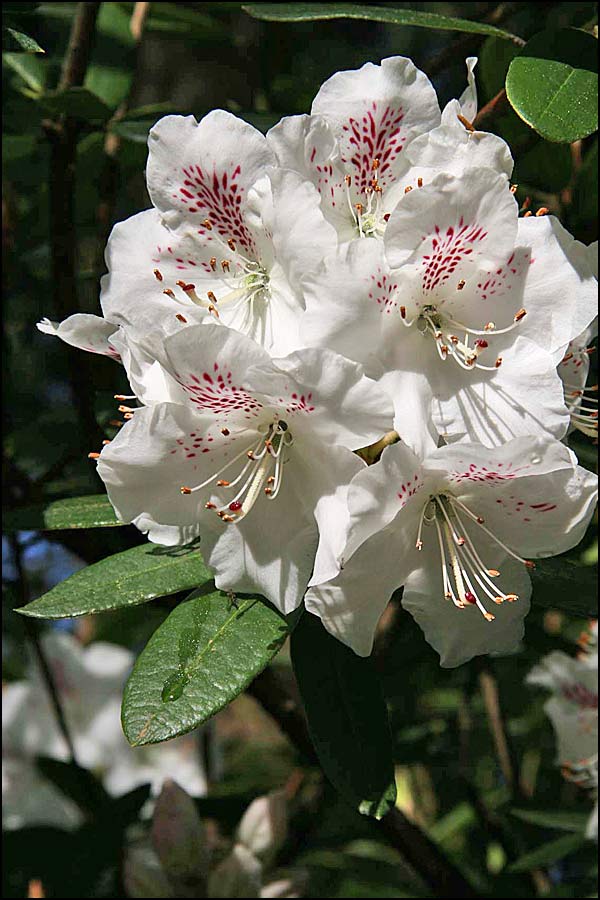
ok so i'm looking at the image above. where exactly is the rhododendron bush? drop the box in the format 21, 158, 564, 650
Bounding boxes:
3, 3, 598, 898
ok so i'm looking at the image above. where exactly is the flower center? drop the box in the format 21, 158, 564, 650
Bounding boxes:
180, 419, 293, 523
415, 492, 535, 619
153, 227, 271, 323
345, 159, 390, 239
399, 302, 527, 372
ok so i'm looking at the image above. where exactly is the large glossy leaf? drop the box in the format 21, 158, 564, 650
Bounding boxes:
506, 28, 598, 143
290, 611, 397, 820
530, 556, 597, 618
242, 3, 521, 41
511, 808, 591, 832
16, 543, 210, 619
507, 833, 587, 872
3, 494, 122, 531
122, 589, 290, 746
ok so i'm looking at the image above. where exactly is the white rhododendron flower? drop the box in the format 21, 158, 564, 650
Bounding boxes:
2, 632, 207, 830
268, 57, 512, 243
527, 622, 598, 840
301, 168, 597, 446
306, 436, 598, 666
96, 324, 393, 613
38, 110, 337, 358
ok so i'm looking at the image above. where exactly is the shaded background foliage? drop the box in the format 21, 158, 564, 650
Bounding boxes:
2, 2, 598, 898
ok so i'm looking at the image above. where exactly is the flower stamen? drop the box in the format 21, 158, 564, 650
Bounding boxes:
179, 421, 292, 523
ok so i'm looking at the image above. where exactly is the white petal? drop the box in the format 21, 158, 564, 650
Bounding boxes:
458, 56, 478, 121
156, 323, 272, 421
312, 57, 440, 195
341, 440, 427, 565
433, 336, 570, 446
267, 114, 354, 241
146, 111, 274, 243
306, 525, 407, 657
247, 346, 394, 449
385, 168, 518, 275
100, 208, 209, 339
430, 435, 598, 558
516, 215, 599, 361
300, 238, 396, 372
201, 440, 362, 615
37, 313, 121, 359
399, 120, 513, 195
402, 545, 531, 667
97, 401, 251, 539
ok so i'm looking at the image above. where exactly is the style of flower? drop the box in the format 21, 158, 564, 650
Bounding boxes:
306, 436, 598, 667
2, 632, 208, 830
268, 56, 512, 243
38, 110, 337, 360
95, 323, 393, 614
527, 622, 598, 841
300, 167, 597, 446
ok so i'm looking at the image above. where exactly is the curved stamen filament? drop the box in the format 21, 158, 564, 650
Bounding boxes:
406, 306, 507, 372
563, 381, 598, 439
180, 422, 292, 523
417, 493, 530, 619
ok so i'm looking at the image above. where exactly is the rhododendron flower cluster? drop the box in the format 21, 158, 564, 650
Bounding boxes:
39, 56, 598, 668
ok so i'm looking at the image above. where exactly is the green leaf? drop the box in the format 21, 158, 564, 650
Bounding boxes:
511, 808, 592, 832
3, 494, 123, 531
531, 556, 597, 617
242, 3, 522, 42
17, 543, 209, 619
290, 611, 397, 819
40, 86, 113, 122
122, 588, 290, 746
507, 833, 587, 872
3, 50, 47, 93
506, 28, 598, 142
3, 26, 45, 53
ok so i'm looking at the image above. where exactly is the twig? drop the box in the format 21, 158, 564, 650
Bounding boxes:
473, 88, 510, 130
477, 659, 518, 791
9, 533, 78, 762
475, 659, 551, 895
59, 1, 102, 90
248, 665, 480, 898
98, 1, 151, 244
356, 430, 400, 465
130, 0, 150, 43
